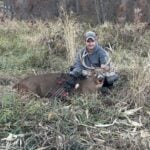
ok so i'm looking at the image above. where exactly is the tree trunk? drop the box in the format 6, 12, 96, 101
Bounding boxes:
99, 0, 105, 23
94, 0, 100, 23
76, 0, 79, 14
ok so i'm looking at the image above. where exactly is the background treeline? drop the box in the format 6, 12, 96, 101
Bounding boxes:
1, 0, 150, 23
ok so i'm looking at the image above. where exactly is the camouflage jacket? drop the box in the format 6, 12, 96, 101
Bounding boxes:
70, 44, 109, 77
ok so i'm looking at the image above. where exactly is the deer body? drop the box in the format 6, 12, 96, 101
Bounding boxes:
13, 72, 104, 97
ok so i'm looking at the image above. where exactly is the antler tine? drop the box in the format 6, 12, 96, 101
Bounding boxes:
105, 57, 111, 66
94, 57, 111, 73
105, 43, 114, 53
80, 51, 95, 70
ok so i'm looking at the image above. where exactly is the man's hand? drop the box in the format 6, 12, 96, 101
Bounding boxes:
101, 64, 110, 71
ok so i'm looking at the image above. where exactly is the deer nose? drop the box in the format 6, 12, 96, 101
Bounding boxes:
96, 74, 105, 83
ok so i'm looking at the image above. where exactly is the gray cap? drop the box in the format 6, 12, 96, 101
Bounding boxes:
85, 31, 96, 41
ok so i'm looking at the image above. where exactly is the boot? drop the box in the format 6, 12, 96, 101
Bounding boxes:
64, 75, 77, 92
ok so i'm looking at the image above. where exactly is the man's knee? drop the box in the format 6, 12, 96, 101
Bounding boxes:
103, 78, 113, 87
103, 73, 119, 87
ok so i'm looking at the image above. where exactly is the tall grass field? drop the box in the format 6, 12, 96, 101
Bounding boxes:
0, 17, 150, 149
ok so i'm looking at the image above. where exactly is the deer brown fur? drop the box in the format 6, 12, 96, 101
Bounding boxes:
13, 72, 103, 97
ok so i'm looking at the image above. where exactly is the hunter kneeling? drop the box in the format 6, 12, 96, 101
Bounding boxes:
57, 31, 119, 98
13, 31, 118, 99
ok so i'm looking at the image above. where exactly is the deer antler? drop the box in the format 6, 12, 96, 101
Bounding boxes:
80, 50, 95, 70
80, 48, 111, 71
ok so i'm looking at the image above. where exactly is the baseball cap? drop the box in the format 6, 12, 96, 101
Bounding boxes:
85, 31, 96, 41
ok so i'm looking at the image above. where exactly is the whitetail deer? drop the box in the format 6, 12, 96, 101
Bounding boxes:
13, 66, 110, 98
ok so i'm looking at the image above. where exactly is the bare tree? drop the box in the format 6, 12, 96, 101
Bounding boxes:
99, 0, 105, 23
94, 0, 100, 23
75, 0, 79, 14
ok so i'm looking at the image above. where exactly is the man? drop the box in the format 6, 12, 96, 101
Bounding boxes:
58, 31, 118, 98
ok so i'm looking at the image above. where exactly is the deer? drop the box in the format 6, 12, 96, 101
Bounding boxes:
13, 62, 111, 98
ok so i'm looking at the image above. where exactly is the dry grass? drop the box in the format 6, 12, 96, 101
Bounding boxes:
0, 19, 150, 149
61, 13, 79, 64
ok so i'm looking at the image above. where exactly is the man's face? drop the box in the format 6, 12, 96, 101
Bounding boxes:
86, 39, 96, 52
